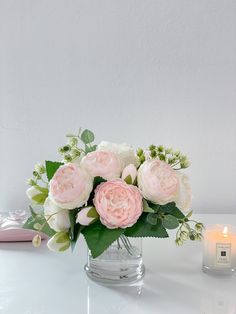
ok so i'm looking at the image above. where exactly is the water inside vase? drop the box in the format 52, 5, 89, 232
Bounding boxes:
85, 237, 145, 285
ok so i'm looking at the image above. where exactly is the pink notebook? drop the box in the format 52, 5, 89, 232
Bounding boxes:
0, 210, 48, 242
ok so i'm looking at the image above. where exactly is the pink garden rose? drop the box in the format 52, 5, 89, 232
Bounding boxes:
137, 159, 179, 205
49, 163, 93, 209
94, 180, 143, 229
80, 150, 121, 180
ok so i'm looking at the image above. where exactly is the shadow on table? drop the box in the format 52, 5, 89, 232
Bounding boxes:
85, 268, 236, 314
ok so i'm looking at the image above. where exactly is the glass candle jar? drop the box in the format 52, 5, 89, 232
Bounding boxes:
203, 225, 236, 275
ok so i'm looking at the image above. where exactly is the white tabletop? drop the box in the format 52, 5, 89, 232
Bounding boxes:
0, 214, 236, 314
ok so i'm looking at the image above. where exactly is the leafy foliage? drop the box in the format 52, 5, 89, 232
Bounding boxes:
81, 220, 124, 258
23, 209, 56, 237
45, 160, 63, 181
143, 199, 155, 213
162, 214, 179, 229
68, 209, 82, 251
81, 129, 95, 144
125, 214, 169, 238
31, 193, 48, 205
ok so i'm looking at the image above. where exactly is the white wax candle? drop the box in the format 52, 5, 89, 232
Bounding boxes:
203, 225, 236, 274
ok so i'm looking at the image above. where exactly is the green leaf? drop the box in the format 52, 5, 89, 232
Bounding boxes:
87, 207, 99, 219
171, 207, 185, 219
93, 176, 106, 188
124, 175, 132, 185
162, 215, 179, 229
143, 199, 155, 213
81, 129, 95, 144
45, 160, 63, 181
35, 185, 49, 195
81, 221, 125, 258
148, 203, 161, 212
23, 214, 56, 237
146, 213, 158, 225
124, 214, 169, 238
31, 193, 47, 204
159, 202, 177, 213
68, 209, 82, 251
85, 144, 97, 153
29, 205, 37, 218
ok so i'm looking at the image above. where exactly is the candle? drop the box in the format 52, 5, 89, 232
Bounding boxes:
203, 225, 236, 275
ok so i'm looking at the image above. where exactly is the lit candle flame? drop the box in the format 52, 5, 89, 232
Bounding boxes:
223, 226, 228, 237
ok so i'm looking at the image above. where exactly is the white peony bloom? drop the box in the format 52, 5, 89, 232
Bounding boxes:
44, 197, 70, 232
97, 141, 139, 170
174, 172, 192, 212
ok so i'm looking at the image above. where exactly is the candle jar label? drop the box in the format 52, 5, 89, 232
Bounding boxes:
215, 243, 231, 267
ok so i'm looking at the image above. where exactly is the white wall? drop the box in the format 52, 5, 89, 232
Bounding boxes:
0, 0, 236, 213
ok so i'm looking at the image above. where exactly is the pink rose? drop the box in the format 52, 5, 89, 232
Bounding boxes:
137, 159, 178, 205
80, 150, 121, 180
49, 163, 93, 209
94, 180, 143, 229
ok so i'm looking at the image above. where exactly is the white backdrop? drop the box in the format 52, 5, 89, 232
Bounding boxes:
0, 0, 236, 213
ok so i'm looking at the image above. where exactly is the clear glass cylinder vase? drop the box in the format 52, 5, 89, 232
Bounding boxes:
84, 236, 145, 285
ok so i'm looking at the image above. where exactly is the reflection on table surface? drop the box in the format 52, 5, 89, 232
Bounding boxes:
0, 214, 236, 314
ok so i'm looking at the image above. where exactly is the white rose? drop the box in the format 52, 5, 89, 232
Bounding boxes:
174, 172, 192, 212
44, 197, 70, 232
97, 141, 139, 170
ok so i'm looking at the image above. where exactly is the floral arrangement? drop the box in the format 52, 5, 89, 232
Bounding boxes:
24, 129, 204, 258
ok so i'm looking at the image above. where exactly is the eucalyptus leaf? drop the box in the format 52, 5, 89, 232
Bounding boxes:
81, 129, 95, 144
162, 215, 179, 229
146, 213, 158, 225
159, 202, 177, 213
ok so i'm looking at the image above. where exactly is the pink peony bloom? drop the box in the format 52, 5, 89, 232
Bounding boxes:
80, 150, 121, 180
137, 159, 178, 205
49, 163, 93, 209
94, 180, 143, 229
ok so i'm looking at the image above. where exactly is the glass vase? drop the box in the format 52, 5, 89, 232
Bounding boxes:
84, 236, 145, 285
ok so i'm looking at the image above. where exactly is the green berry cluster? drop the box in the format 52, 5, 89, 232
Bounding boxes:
58, 137, 82, 163
136, 145, 190, 169
27, 162, 46, 186
175, 221, 204, 246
